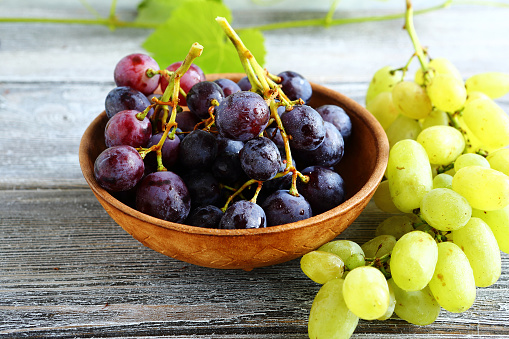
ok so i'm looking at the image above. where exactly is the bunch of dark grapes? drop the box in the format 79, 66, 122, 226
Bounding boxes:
94, 26, 352, 231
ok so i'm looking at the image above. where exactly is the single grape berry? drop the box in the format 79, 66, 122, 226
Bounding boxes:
186, 81, 225, 120
105, 86, 153, 120
277, 71, 312, 103
240, 137, 281, 181
182, 170, 222, 208
315, 104, 352, 141
178, 129, 218, 169
135, 171, 191, 223
281, 105, 325, 151
214, 78, 242, 97
160, 62, 206, 106
175, 110, 201, 132
212, 136, 246, 186
237, 76, 252, 91
113, 53, 160, 95
219, 200, 267, 229
186, 205, 224, 228
261, 190, 312, 226
94, 145, 145, 192
104, 110, 152, 148
144, 132, 180, 169
215, 91, 270, 141
296, 121, 344, 168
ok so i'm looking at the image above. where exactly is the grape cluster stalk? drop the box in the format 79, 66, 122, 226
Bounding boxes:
301, 1, 509, 338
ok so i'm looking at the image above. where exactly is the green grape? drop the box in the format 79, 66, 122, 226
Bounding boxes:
345, 253, 365, 270
386, 115, 422, 149
366, 91, 399, 130
415, 57, 462, 85
365, 65, 403, 105
378, 282, 396, 321
301, 251, 345, 285
465, 72, 509, 99
433, 173, 453, 189
420, 109, 449, 129
361, 235, 397, 258
308, 279, 359, 339
343, 266, 390, 320
465, 90, 491, 104
416, 125, 465, 165
387, 139, 433, 213
486, 148, 509, 176
452, 165, 509, 211
420, 188, 472, 231
388, 279, 441, 326
390, 231, 438, 291
462, 97, 509, 149
428, 241, 476, 313
453, 217, 501, 287
373, 180, 401, 213
375, 214, 418, 239
472, 206, 509, 253
392, 81, 433, 119
318, 240, 364, 263
456, 115, 488, 153
454, 153, 490, 172
426, 73, 467, 113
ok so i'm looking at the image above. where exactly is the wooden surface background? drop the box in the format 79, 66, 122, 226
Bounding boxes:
1, 0, 508, 338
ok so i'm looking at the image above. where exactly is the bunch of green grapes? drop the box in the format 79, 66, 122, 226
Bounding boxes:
301, 56, 509, 339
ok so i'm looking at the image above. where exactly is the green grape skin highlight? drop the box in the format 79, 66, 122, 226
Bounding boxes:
452, 165, 509, 211
433, 173, 453, 189
472, 205, 509, 254
375, 214, 418, 239
365, 65, 403, 105
416, 125, 465, 165
308, 279, 359, 339
343, 266, 390, 320
300, 250, 345, 285
429, 241, 476, 313
420, 188, 472, 231
454, 153, 490, 172
361, 235, 396, 258
318, 240, 365, 264
486, 148, 509, 176
373, 180, 401, 213
465, 72, 509, 99
366, 91, 399, 130
387, 139, 433, 213
386, 115, 422, 149
390, 230, 438, 291
388, 279, 441, 326
453, 217, 501, 287
392, 81, 433, 120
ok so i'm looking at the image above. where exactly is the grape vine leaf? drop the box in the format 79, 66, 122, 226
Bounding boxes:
136, 0, 222, 25
142, 0, 266, 74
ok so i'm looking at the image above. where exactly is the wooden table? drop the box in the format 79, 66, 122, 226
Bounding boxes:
1, 1, 508, 337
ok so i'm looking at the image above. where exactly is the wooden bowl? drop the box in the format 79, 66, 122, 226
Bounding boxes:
79, 73, 389, 270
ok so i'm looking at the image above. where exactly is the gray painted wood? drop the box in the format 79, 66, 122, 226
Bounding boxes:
0, 1, 508, 337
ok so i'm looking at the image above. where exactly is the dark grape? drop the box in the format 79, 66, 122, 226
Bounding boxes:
215, 91, 270, 141
216, 135, 244, 154
105, 86, 153, 120
316, 104, 352, 141
160, 62, 206, 106
297, 166, 346, 215
281, 105, 325, 151
277, 71, 312, 103
135, 171, 191, 223
178, 129, 218, 169
186, 205, 224, 228
237, 76, 252, 91
239, 137, 281, 181
214, 78, 242, 97
219, 200, 267, 229
145, 132, 180, 169
94, 145, 144, 192
261, 190, 312, 226
186, 81, 225, 120
265, 127, 285, 148
182, 170, 221, 208
295, 121, 344, 168
104, 110, 152, 148
114, 53, 160, 95
212, 136, 245, 186
175, 110, 201, 132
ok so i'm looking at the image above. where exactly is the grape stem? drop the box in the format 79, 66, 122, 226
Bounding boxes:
404, 0, 429, 72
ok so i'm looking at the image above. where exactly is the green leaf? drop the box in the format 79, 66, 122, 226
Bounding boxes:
142, 0, 265, 74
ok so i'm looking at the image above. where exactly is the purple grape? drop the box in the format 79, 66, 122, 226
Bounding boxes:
216, 135, 244, 154
186, 205, 224, 228
215, 91, 270, 141
145, 132, 180, 169
214, 78, 242, 97
278, 71, 312, 103
265, 127, 285, 148
186, 81, 225, 120
212, 137, 245, 186
261, 190, 312, 226
135, 171, 191, 223
178, 129, 218, 169
160, 62, 206, 106
94, 145, 144, 192
114, 53, 160, 95
239, 137, 281, 181
295, 121, 344, 168
237, 76, 252, 91
316, 104, 352, 141
281, 105, 325, 151
105, 86, 153, 120
219, 200, 267, 229
175, 110, 201, 132
104, 110, 152, 148
182, 170, 221, 208
297, 166, 346, 215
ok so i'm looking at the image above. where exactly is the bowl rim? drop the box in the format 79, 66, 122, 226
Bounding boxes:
79, 75, 388, 237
